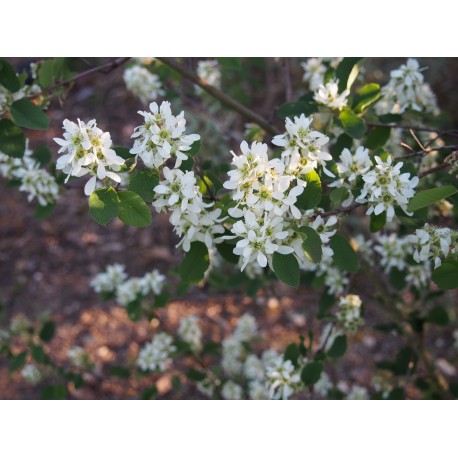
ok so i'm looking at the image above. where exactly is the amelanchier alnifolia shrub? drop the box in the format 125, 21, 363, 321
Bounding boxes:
1, 57, 458, 400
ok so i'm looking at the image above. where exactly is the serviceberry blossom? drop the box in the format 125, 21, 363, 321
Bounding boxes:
233, 313, 258, 342
116, 277, 142, 306
266, 358, 301, 400
332, 146, 372, 184
301, 58, 327, 91
407, 224, 458, 268
196, 60, 221, 89
178, 315, 202, 352
272, 115, 334, 178
10, 314, 32, 335
356, 155, 419, 222
0, 79, 42, 113
130, 101, 200, 170
21, 364, 42, 385
248, 380, 269, 400
373, 234, 412, 273
314, 79, 349, 110
0, 143, 59, 206
222, 381, 243, 400
137, 333, 176, 372
221, 336, 244, 376
346, 385, 369, 400
314, 372, 333, 397
244, 355, 265, 381
54, 119, 125, 195
90, 263, 128, 294
375, 58, 439, 115
123, 64, 164, 105
336, 294, 364, 333
139, 269, 166, 295
67, 346, 87, 368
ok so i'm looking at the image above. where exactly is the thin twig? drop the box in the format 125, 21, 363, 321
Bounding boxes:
419, 163, 451, 178
310, 202, 363, 220
157, 57, 277, 136
366, 122, 458, 135
28, 57, 131, 100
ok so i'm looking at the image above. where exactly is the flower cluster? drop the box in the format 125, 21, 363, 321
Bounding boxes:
196, 60, 221, 89
137, 332, 176, 372
301, 57, 342, 91
153, 167, 225, 252
91, 264, 165, 307
336, 294, 364, 333
130, 101, 200, 171
178, 315, 203, 352
373, 234, 412, 273
21, 364, 42, 385
0, 67, 42, 113
123, 64, 164, 105
314, 79, 349, 110
375, 58, 439, 115
0, 142, 59, 207
407, 224, 458, 268
221, 380, 243, 400
331, 146, 371, 188
356, 155, 419, 221
266, 358, 301, 400
67, 346, 88, 368
54, 119, 125, 195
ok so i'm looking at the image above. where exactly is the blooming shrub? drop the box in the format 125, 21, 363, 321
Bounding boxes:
1, 57, 458, 400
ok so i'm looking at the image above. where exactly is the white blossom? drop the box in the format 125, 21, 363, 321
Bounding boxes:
314, 79, 349, 110
336, 294, 364, 333
244, 354, 265, 381
196, 60, 221, 89
115, 277, 142, 306
233, 313, 258, 342
248, 380, 269, 400
178, 315, 202, 352
139, 269, 166, 295
266, 358, 300, 400
54, 119, 125, 195
373, 234, 412, 273
222, 381, 243, 400
21, 364, 42, 384
314, 372, 333, 397
67, 346, 87, 368
123, 64, 164, 105
90, 263, 128, 294
221, 336, 244, 376
347, 385, 369, 400
137, 333, 176, 372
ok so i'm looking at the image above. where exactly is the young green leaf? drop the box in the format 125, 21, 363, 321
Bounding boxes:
407, 186, 458, 212
329, 233, 359, 272
295, 170, 321, 210
298, 226, 322, 263
0, 119, 26, 157
327, 335, 347, 359
272, 252, 300, 288
352, 83, 381, 113
0, 59, 21, 92
431, 260, 458, 289
10, 99, 50, 130
128, 169, 159, 202
301, 361, 324, 385
178, 242, 210, 284
89, 188, 120, 225
117, 190, 152, 227
339, 107, 367, 139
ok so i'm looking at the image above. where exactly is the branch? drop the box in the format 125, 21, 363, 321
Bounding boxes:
419, 163, 451, 178
366, 122, 458, 135
310, 202, 363, 220
29, 57, 131, 100
157, 57, 277, 136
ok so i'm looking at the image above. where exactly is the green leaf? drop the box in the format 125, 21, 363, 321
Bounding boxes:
216, 241, 239, 264
432, 260, 458, 289
370, 211, 386, 232
178, 242, 210, 284
389, 268, 407, 291
89, 188, 119, 225
141, 386, 158, 400
31, 345, 46, 364
365, 126, 391, 150
395, 346, 417, 375
0, 59, 20, 92
284, 343, 300, 366
387, 387, 405, 400
352, 83, 381, 113
329, 233, 359, 272
187, 139, 201, 157
427, 306, 449, 326
9, 351, 27, 372
331, 133, 353, 160
339, 107, 367, 139
113, 146, 132, 160
327, 335, 347, 359
117, 190, 152, 227
317, 291, 335, 319
35, 203, 56, 220
33, 145, 52, 166
407, 186, 458, 212
186, 369, 206, 382
41, 384, 67, 400
38, 59, 54, 88
128, 169, 159, 202
39, 320, 55, 342
301, 361, 324, 385
272, 252, 300, 288
110, 365, 130, 378
296, 170, 321, 210
329, 187, 348, 206
10, 99, 50, 130
0, 119, 26, 157
298, 226, 322, 263
335, 58, 362, 92
277, 97, 318, 118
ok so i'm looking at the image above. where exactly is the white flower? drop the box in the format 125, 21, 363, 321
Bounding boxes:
301, 58, 327, 91
139, 269, 166, 295
333, 146, 372, 183
376, 59, 439, 115
178, 316, 202, 352
123, 64, 164, 105
10, 314, 32, 334
314, 79, 349, 110
244, 354, 265, 381
221, 336, 244, 376
222, 381, 243, 400
67, 346, 87, 368
137, 333, 176, 372
54, 119, 125, 195
196, 60, 221, 89
347, 385, 369, 400
373, 233, 412, 273
266, 358, 300, 400
233, 313, 258, 342
115, 277, 142, 306
336, 294, 364, 333
21, 364, 42, 385
91, 263, 128, 294
248, 380, 269, 400
356, 155, 419, 222
130, 101, 200, 170
407, 224, 457, 268
314, 372, 333, 397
